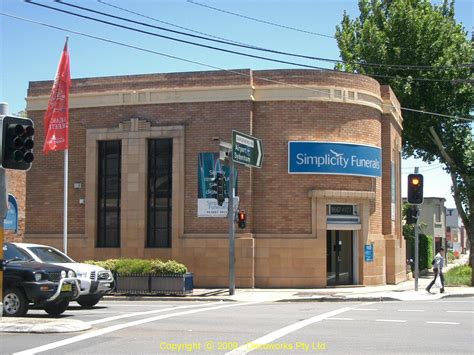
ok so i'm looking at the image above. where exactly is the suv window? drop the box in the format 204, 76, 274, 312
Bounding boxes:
3, 243, 31, 261
27, 246, 73, 263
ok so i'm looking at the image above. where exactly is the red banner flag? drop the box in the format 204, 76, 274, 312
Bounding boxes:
43, 40, 71, 154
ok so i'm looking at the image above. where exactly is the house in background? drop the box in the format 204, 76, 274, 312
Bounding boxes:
446, 208, 467, 254
403, 196, 446, 255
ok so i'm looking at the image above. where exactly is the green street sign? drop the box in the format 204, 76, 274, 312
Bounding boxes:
232, 130, 264, 168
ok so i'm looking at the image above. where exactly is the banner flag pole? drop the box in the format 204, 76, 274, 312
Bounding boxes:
43, 36, 70, 253
64, 148, 68, 254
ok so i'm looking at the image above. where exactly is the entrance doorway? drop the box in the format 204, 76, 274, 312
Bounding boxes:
326, 230, 354, 285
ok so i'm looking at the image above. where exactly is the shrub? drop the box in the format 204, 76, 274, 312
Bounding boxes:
445, 265, 472, 286
85, 259, 119, 272
84, 258, 187, 275
114, 258, 154, 274
84, 259, 119, 272
405, 233, 433, 270
151, 260, 187, 275
447, 251, 456, 262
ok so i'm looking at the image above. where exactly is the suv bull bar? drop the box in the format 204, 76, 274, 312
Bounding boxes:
46, 277, 81, 302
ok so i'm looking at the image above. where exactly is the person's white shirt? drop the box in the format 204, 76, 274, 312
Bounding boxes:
433, 252, 444, 270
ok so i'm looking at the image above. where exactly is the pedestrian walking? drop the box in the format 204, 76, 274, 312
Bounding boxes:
426, 247, 445, 293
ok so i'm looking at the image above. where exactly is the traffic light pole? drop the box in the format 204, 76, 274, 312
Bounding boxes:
228, 154, 235, 296
414, 167, 419, 291
0, 102, 8, 319
414, 205, 420, 291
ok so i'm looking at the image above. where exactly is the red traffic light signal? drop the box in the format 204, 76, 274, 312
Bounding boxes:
407, 174, 424, 204
237, 210, 246, 229
0, 115, 35, 171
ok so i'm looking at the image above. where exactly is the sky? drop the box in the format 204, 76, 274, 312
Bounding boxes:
1, 0, 473, 208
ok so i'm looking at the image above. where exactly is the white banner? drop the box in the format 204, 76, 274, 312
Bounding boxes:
197, 197, 239, 218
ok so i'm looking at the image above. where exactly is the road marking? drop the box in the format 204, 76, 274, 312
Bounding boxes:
426, 321, 460, 325
226, 306, 353, 354
350, 308, 377, 311
426, 300, 474, 303
375, 319, 407, 323
446, 310, 474, 314
324, 317, 354, 321
88, 301, 224, 325
397, 309, 425, 312
13, 301, 261, 355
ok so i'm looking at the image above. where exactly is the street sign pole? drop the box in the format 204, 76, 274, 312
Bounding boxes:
228, 154, 235, 296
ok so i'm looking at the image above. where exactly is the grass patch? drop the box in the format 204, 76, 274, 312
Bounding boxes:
445, 265, 472, 286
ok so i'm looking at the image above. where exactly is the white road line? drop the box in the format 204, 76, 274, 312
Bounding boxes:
446, 310, 474, 314
13, 301, 261, 355
350, 308, 377, 311
324, 317, 354, 321
226, 306, 353, 355
88, 301, 223, 325
397, 309, 425, 312
426, 321, 460, 325
426, 300, 474, 303
375, 319, 407, 323
98, 302, 212, 306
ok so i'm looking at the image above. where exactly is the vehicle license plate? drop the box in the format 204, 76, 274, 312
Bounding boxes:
61, 283, 72, 292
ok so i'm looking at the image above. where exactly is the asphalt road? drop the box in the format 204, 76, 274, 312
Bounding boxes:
1, 298, 473, 355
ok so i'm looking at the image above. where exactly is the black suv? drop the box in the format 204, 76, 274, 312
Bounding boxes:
2, 243, 80, 317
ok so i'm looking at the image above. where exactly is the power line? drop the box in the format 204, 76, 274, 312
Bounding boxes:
98, 0, 471, 72
400, 107, 472, 121
65, 0, 471, 74
187, 0, 472, 70
25, 1, 473, 84
97, 0, 249, 46
402, 165, 445, 173
402, 163, 444, 171
0, 12, 472, 122
186, 0, 335, 39
186, 0, 473, 70
24, 1, 332, 71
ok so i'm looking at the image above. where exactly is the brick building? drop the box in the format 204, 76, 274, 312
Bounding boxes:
25, 69, 406, 287
5, 170, 26, 242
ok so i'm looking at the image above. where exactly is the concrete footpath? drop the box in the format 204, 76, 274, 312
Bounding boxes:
1, 253, 472, 333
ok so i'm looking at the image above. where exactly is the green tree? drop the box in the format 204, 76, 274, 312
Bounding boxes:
335, 0, 474, 285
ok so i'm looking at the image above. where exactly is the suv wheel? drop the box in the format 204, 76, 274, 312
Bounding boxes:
3, 288, 29, 317
77, 294, 102, 308
44, 299, 70, 316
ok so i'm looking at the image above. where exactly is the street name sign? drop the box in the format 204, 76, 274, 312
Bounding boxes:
232, 130, 263, 168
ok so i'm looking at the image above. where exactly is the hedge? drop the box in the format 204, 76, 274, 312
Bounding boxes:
405, 233, 433, 271
445, 265, 472, 286
84, 258, 188, 275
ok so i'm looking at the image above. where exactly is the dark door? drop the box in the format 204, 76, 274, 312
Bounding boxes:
327, 230, 353, 285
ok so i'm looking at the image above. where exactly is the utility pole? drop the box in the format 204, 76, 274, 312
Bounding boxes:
0, 102, 9, 319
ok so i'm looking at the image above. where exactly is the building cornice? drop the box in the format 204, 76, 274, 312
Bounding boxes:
26, 84, 385, 112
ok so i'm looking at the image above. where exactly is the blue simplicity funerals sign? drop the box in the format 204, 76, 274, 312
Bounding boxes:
288, 142, 382, 177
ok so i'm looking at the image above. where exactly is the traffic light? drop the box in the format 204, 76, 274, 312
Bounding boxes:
210, 172, 226, 206
237, 210, 246, 229
406, 205, 418, 224
407, 174, 423, 204
0, 115, 35, 171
